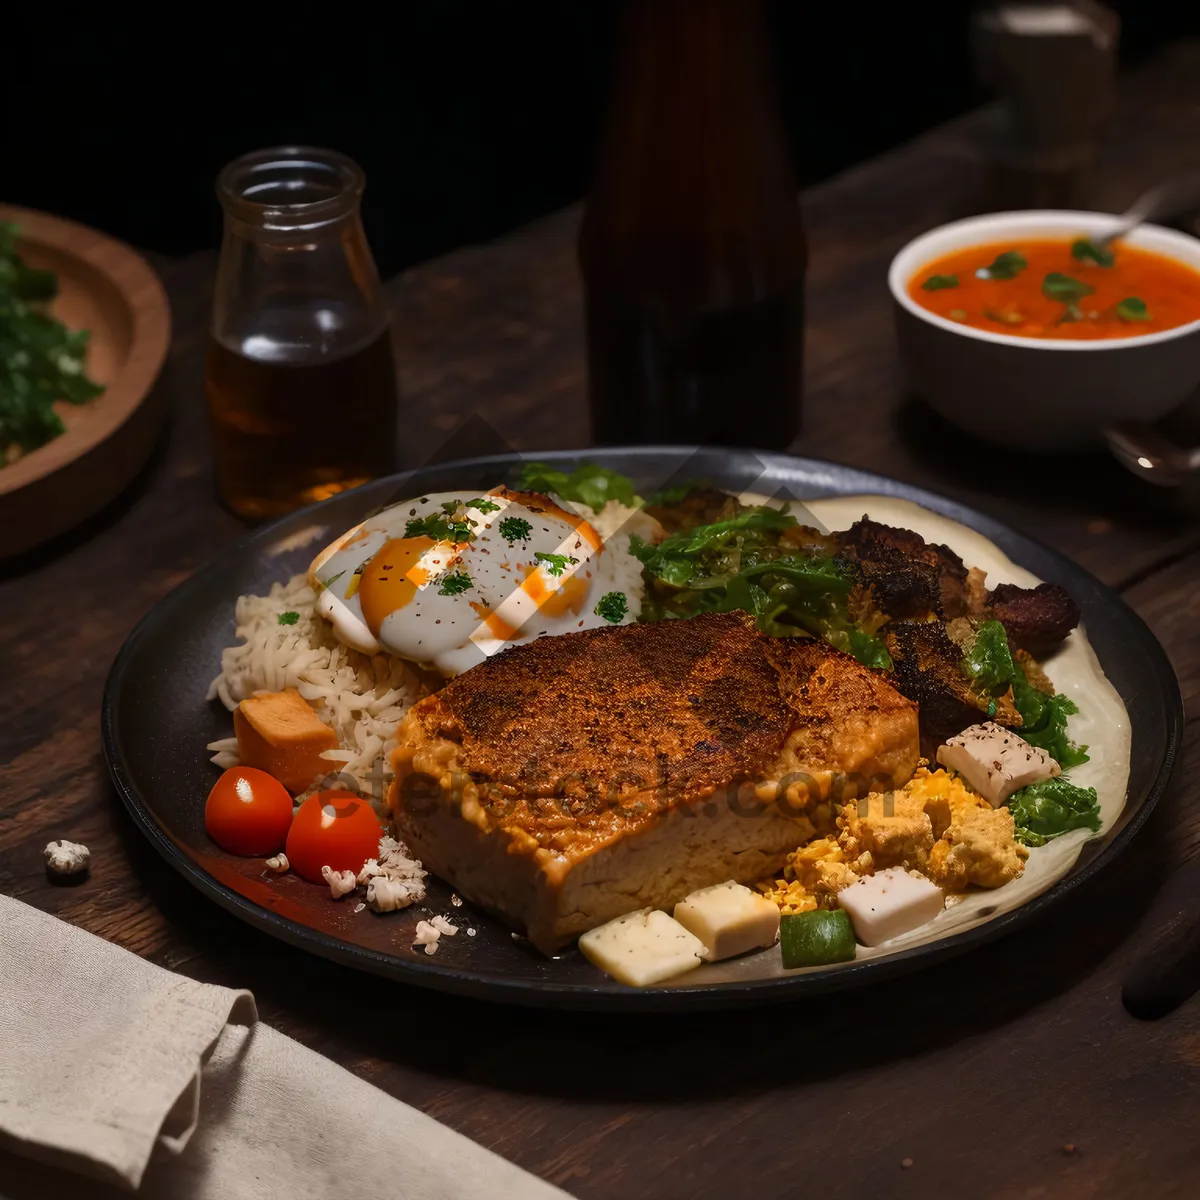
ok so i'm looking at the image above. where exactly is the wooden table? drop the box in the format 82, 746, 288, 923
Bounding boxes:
4, 41, 1200, 1200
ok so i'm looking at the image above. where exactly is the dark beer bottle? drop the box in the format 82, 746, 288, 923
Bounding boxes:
580, 0, 806, 448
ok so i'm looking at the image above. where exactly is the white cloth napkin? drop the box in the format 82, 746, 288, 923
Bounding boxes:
0, 895, 565, 1199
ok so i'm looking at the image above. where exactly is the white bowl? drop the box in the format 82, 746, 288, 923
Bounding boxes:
889, 210, 1200, 451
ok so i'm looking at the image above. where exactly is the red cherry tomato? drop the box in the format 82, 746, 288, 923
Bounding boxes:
285, 791, 385, 884
205, 767, 294, 856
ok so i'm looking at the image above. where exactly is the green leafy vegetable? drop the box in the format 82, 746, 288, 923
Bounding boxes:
1, 222, 105, 459
437, 572, 473, 596
922, 274, 959, 291
594, 591, 628, 624
646, 482, 702, 506
277, 611, 300, 626
498, 516, 533, 543
1115, 296, 1151, 322
440, 500, 462, 514
1010, 667, 1089, 769
1042, 272, 1095, 306
317, 570, 345, 592
963, 620, 1015, 694
977, 251, 1027, 281
1071, 238, 1115, 268
534, 551, 578, 577
1008, 777, 1101, 847
514, 461, 638, 510
632, 505, 891, 668
467, 497, 501, 513
404, 513, 474, 543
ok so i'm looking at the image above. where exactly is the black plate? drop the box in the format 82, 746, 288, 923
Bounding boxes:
102, 448, 1182, 1009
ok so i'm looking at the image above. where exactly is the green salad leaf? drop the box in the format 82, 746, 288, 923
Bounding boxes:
963, 619, 1015, 694
1010, 666, 1089, 769
1008, 777, 1101, 847
977, 251, 1027, 281
1, 222, 105, 459
514, 462, 638, 510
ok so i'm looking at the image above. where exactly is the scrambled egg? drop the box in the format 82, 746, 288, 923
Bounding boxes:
757, 768, 1029, 911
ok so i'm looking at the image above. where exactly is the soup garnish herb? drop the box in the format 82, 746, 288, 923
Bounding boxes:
976, 250, 1027, 281
1115, 296, 1151, 322
1071, 238, 1115, 268
922, 273, 958, 291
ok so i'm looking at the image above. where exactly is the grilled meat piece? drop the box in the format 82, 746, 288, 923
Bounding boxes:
985, 582, 1081, 657
836, 517, 968, 619
884, 619, 1021, 756
837, 518, 1080, 655
389, 611, 919, 952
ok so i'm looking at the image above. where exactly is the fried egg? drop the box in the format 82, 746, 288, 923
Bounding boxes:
308, 487, 652, 676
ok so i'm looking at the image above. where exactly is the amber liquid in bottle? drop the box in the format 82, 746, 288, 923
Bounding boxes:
580, 0, 807, 448
206, 317, 398, 521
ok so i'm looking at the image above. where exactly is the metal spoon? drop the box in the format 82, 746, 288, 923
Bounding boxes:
1092, 170, 1200, 250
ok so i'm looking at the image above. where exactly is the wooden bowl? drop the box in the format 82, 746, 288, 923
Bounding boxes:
0, 205, 171, 558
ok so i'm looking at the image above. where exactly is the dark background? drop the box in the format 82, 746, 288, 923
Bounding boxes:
5, 2, 1199, 278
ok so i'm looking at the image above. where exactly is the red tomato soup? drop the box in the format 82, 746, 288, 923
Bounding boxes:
908, 237, 1200, 340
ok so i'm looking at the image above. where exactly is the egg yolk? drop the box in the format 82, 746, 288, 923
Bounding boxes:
520, 569, 590, 618
357, 536, 436, 637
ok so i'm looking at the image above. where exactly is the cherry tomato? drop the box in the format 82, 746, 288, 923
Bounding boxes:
285, 790, 385, 884
205, 767, 294, 856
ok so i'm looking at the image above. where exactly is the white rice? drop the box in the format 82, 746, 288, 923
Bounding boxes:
205, 573, 425, 793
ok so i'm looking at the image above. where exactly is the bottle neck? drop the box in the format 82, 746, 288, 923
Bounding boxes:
581, 0, 804, 305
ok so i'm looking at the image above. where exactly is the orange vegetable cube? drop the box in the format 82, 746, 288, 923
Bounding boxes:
233, 688, 339, 794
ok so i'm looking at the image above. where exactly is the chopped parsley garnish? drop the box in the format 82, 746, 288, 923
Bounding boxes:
498, 516, 533, 543
1, 221, 106, 458
1071, 237, 1115, 268
534, 551, 578, 577
404, 513, 474, 543
595, 591, 628, 623
976, 251, 1027, 281
437, 572, 473, 596
1116, 296, 1151, 322
922, 274, 958, 291
440, 500, 461, 514
277, 610, 300, 625
467, 497, 501, 513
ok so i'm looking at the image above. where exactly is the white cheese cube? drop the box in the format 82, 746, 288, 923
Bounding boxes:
936, 721, 1061, 806
673, 880, 781, 961
578, 909, 705, 987
838, 867, 945, 947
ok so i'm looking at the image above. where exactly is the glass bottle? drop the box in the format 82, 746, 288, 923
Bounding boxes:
579, 0, 807, 449
206, 147, 398, 520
